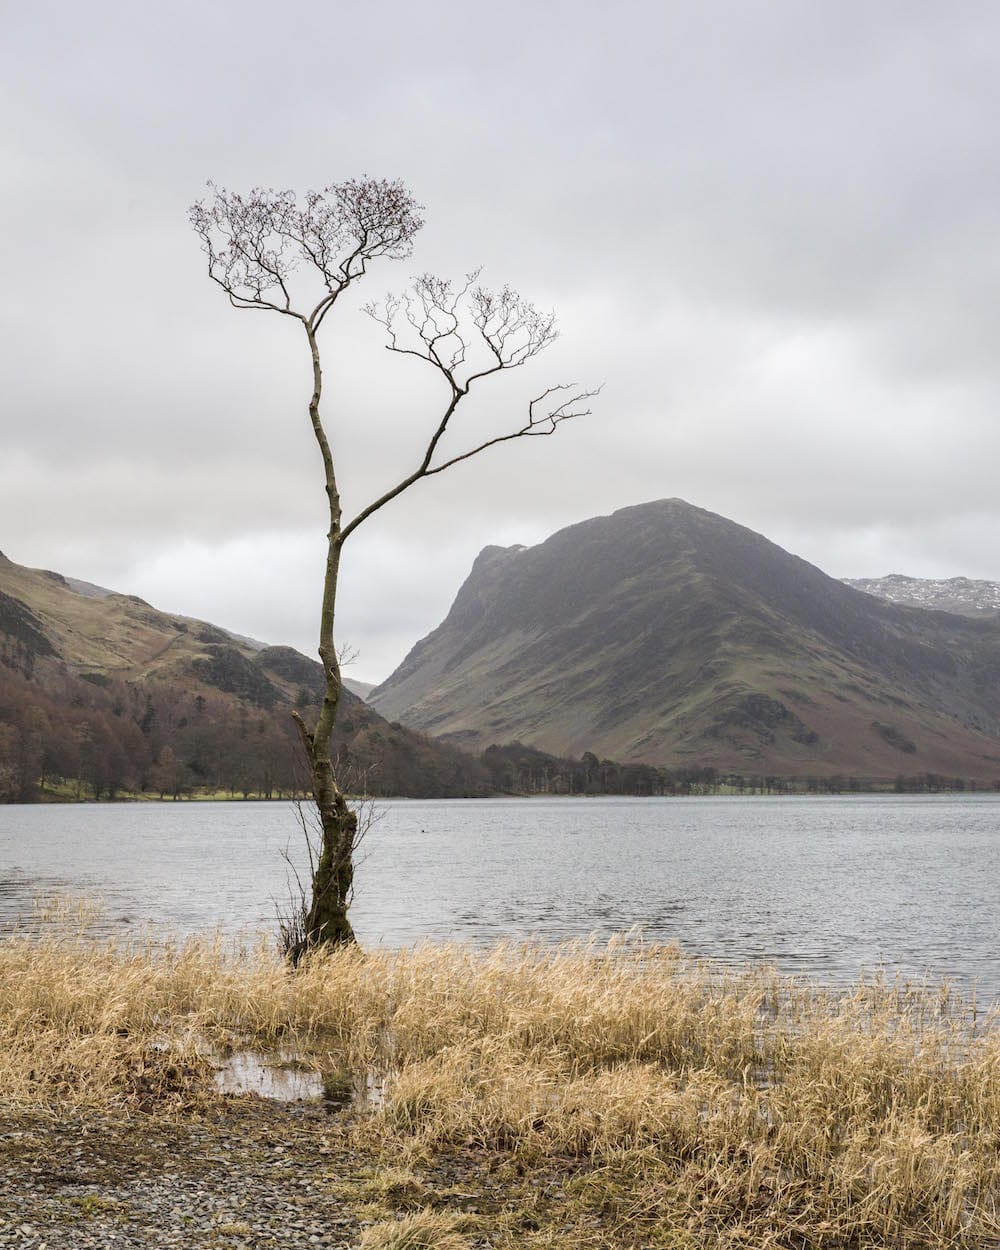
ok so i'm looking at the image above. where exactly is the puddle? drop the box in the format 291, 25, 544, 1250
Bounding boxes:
214, 1050, 325, 1101
213, 1049, 383, 1108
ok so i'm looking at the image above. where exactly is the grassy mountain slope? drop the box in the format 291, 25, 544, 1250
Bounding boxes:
370, 500, 1000, 782
0, 551, 489, 800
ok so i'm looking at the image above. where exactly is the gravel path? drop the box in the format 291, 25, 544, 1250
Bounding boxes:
0, 1100, 368, 1249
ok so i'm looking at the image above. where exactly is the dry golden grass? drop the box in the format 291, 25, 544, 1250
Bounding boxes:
1, 922, 999, 1246
358, 1208, 471, 1249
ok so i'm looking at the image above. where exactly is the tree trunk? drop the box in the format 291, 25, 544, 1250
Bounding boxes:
294, 726, 357, 949
291, 321, 358, 955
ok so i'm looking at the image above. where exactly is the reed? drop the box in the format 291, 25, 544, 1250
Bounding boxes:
1, 922, 998, 1246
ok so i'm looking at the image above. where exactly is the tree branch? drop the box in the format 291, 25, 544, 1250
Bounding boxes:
190, 179, 423, 322
340, 383, 599, 543
423, 385, 600, 476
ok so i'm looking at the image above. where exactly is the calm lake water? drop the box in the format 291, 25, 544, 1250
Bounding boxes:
1, 794, 998, 1001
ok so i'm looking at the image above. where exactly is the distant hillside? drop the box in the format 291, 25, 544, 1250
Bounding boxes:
0, 551, 489, 802
845, 574, 1000, 618
370, 500, 1000, 783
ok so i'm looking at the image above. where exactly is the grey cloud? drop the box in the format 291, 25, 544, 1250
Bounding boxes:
3, 0, 1000, 680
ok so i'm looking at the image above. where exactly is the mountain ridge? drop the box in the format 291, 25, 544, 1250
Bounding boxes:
0, 552, 490, 801
370, 499, 1000, 781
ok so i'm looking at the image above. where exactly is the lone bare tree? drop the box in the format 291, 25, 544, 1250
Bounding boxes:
190, 179, 595, 952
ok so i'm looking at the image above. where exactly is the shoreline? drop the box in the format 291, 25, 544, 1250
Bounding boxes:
0, 936, 997, 1247
13, 783, 999, 807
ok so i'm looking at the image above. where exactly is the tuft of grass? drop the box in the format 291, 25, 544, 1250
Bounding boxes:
356, 1166, 427, 1206
358, 1208, 471, 1250
71, 1194, 126, 1218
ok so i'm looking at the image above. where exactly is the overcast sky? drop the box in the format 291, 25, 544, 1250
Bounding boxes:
3, 1, 1000, 682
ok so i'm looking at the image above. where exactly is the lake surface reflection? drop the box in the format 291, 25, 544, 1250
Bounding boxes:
0, 795, 998, 1001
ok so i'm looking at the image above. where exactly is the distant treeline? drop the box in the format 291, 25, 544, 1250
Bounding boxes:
479, 743, 1000, 797
0, 662, 489, 803
2, 661, 997, 804
481, 743, 670, 795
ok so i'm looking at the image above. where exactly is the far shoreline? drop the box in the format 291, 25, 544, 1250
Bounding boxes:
9, 783, 1000, 807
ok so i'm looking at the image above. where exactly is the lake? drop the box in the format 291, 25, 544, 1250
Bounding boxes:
1, 794, 998, 1002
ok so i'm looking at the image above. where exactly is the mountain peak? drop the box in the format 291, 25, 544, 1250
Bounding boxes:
371, 500, 1000, 781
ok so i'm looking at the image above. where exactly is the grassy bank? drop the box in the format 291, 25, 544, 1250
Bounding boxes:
1, 929, 999, 1247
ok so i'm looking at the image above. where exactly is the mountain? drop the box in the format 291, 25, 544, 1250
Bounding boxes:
844, 575, 1000, 618
0, 550, 489, 801
369, 500, 1000, 782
